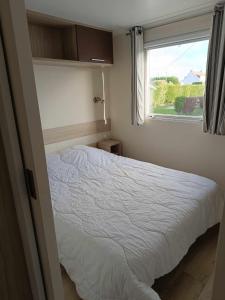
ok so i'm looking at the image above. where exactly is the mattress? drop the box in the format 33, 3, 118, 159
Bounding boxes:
47, 145, 224, 300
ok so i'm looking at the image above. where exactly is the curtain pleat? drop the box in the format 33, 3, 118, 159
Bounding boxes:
131, 26, 145, 126
204, 4, 225, 135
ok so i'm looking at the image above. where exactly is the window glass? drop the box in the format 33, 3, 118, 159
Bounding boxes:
146, 39, 209, 118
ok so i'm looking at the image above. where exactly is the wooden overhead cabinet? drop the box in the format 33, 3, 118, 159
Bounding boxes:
76, 25, 113, 64
28, 24, 78, 60
27, 11, 113, 65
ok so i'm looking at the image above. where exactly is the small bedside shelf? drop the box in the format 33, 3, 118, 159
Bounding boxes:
97, 139, 122, 155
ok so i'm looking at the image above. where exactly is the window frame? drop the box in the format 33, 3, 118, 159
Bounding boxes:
144, 32, 210, 122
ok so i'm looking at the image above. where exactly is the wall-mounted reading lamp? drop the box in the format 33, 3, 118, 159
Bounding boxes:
93, 68, 107, 125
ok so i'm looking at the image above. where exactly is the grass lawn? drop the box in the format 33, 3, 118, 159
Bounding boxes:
153, 105, 203, 116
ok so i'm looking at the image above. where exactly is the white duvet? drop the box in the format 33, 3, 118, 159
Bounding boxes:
47, 145, 224, 300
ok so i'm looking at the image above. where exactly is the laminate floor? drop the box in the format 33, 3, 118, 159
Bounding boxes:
61, 225, 219, 300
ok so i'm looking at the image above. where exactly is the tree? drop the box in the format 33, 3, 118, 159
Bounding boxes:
151, 81, 168, 107
165, 84, 181, 104
151, 76, 180, 85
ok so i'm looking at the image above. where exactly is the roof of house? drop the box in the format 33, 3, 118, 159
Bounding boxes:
190, 70, 206, 78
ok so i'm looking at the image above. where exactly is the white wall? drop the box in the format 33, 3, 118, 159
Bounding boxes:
34, 64, 110, 129
110, 34, 225, 188
33, 64, 111, 151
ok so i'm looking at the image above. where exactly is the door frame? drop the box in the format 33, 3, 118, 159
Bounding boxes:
0, 30, 45, 300
0, 1, 64, 300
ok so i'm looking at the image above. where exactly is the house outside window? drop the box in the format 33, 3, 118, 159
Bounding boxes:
182, 70, 206, 85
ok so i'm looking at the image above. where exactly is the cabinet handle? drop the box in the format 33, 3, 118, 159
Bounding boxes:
90, 58, 105, 62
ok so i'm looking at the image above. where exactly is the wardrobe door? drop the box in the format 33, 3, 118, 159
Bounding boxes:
77, 25, 113, 64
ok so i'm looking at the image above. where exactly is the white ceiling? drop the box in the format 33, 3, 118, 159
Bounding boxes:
25, 0, 217, 31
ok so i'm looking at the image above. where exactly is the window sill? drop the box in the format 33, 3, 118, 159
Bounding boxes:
146, 114, 203, 124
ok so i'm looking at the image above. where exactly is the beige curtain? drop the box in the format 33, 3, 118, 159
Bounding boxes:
204, 3, 225, 135
131, 26, 145, 126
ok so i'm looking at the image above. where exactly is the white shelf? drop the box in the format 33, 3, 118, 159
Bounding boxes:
33, 57, 113, 68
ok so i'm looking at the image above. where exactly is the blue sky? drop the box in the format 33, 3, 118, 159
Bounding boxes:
148, 39, 209, 81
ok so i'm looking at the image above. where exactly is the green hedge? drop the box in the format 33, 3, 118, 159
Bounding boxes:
150, 82, 205, 107
174, 96, 185, 113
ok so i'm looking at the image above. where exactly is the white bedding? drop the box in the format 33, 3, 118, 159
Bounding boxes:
47, 145, 224, 300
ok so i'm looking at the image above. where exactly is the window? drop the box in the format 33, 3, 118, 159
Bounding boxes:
146, 38, 209, 119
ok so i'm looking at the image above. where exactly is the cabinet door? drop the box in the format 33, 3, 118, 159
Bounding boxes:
77, 25, 113, 64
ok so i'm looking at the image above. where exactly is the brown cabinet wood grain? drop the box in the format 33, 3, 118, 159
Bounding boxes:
27, 11, 113, 65
77, 25, 113, 64
28, 23, 78, 60
28, 23, 65, 59
62, 26, 78, 60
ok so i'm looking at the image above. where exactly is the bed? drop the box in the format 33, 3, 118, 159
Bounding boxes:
47, 145, 224, 300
